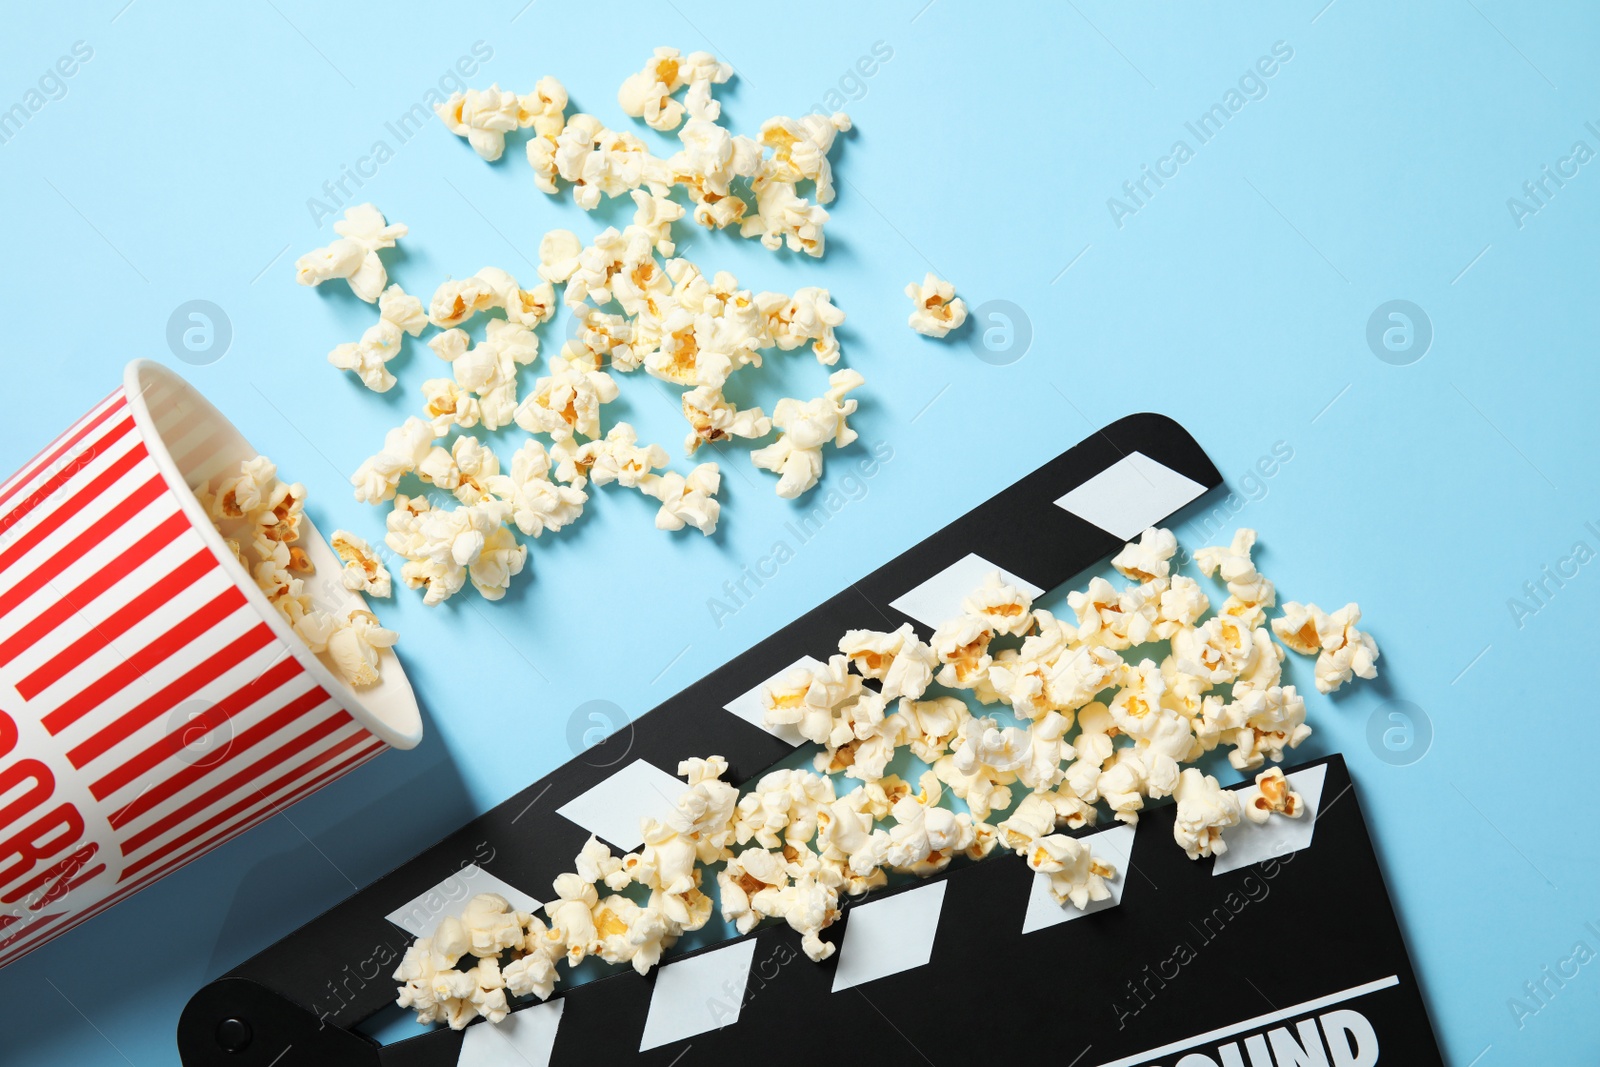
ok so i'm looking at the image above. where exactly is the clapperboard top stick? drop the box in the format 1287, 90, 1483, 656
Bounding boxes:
176, 414, 1444, 1066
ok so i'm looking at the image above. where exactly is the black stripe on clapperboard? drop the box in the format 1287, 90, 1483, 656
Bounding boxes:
177, 415, 1439, 1065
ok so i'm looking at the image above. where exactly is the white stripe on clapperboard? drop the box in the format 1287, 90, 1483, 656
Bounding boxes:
1093, 975, 1401, 1067
1053, 450, 1209, 541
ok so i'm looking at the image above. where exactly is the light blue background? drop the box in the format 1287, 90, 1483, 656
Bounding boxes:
1, 1, 1597, 1063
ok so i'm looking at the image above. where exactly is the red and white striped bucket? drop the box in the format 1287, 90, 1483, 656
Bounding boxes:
0, 360, 422, 968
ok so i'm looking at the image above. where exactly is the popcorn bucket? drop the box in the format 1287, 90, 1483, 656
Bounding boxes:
0, 360, 422, 968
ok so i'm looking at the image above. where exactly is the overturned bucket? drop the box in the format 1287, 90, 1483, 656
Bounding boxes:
0, 359, 421, 968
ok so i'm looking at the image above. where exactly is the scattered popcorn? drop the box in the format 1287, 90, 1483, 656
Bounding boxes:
384, 494, 526, 604
1172, 768, 1242, 860
639, 462, 720, 535
768, 287, 846, 365
1195, 527, 1276, 618
432, 319, 540, 431
617, 47, 732, 132
758, 113, 852, 204
327, 285, 427, 392
198, 456, 396, 688
962, 570, 1035, 637
330, 529, 392, 597
1112, 526, 1178, 583
352, 417, 443, 505
436, 84, 523, 161
839, 623, 936, 702
569, 422, 668, 488
537, 228, 584, 284
296, 204, 407, 302
741, 168, 831, 256
514, 355, 619, 440
1030, 833, 1116, 909
319, 52, 874, 614
488, 439, 587, 537
904, 273, 968, 338
682, 386, 771, 455
1240, 766, 1304, 825
1271, 601, 1380, 694
392, 525, 1377, 1029
418, 434, 501, 505
750, 368, 863, 498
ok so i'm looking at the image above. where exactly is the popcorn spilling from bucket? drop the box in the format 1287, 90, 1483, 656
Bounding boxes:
195, 455, 396, 688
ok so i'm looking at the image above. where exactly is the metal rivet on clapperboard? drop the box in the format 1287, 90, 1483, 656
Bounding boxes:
214, 1017, 252, 1052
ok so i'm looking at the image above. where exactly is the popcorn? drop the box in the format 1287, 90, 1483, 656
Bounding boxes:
1240, 766, 1305, 825
880, 772, 988, 875
962, 570, 1035, 637
578, 423, 669, 488
435, 319, 540, 431
1031, 834, 1117, 910
421, 378, 483, 432
328, 285, 426, 391
750, 368, 863, 498
537, 229, 584, 284
551, 116, 665, 211
520, 77, 571, 194
1221, 684, 1310, 771
487, 439, 588, 537
393, 937, 473, 1028
766, 287, 845, 365
1064, 577, 1128, 650
669, 119, 760, 228
775, 871, 841, 962
544, 873, 599, 965
757, 113, 852, 204
639, 462, 720, 535
428, 274, 503, 329
418, 434, 501, 504
501, 925, 561, 1001
741, 170, 830, 256
478, 267, 557, 328
1112, 526, 1179, 583
389, 519, 1378, 1022
883, 699, 963, 769
1231, 625, 1285, 696
930, 614, 994, 690
457, 893, 531, 959
1271, 601, 1380, 694
762, 655, 863, 745
1194, 528, 1275, 609
200, 456, 396, 688
1170, 614, 1256, 688
617, 47, 730, 132
518, 76, 568, 139
352, 417, 442, 505
718, 847, 792, 934
838, 623, 936, 701
933, 718, 1018, 820
1172, 768, 1242, 860
733, 768, 837, 850
682, 386, 771, 455
295, 204, 407, 302
631, 188, 686, 256
436, 84, 522, 161
385, 495, 526, 604
513, 355, 619, 440
1158, 575, 1211, 635
904, 273, 968, 338
330, 530, 392, 597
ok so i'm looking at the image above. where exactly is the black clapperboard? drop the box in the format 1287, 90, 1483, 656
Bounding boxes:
177, 415, 1444, 1066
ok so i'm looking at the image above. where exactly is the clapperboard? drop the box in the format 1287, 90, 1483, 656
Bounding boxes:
177, 415, 1444, 1066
